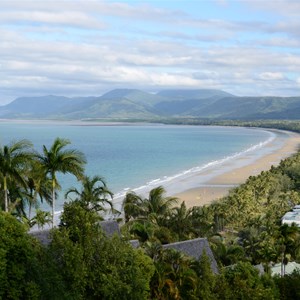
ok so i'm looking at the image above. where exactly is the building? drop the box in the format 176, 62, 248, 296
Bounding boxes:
29, 220, 121, 246
271, 262, 300, 276
163, 238, 219, 274
30, 223, 218, 273
282, 205, 300, 227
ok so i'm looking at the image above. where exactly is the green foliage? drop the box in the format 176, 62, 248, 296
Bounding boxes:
218, 262, 279, 300
166, 202, 215, 241
150, 247, 198, 299
274, 269, 300, 300
29, 209, 52, 229
210, 237, 246, 267
2, 129, 300, 298
0, 139, 34, 212
123, 185, 178, 224
201, 149, 300, 266
37, 137, 86, 226
59, 200, 103, 244
0, 212, 41, 299
122, 186, 178, 243
65, 175, 116, 216
50, 200, 155, 299
192, 252, 217, 299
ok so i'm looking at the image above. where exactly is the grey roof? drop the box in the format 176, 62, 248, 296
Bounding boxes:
162, 238, 219, 274
271, 261, 300, 276
254, 264, 265, 276
99, 220, 121, 237
282, 207, 300, 226
129, 239, 140, 248
29, 220, 121, 245
29, 229, 51, 246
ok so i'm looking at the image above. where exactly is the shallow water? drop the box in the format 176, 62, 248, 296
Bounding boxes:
0, 122, 275, 211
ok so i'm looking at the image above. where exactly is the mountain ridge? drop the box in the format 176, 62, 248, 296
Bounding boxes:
1, 89, 299, 120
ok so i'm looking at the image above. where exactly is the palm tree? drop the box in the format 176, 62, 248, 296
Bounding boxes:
0, 139, 33, 212
65, 175, 115, 214
168, 202, 194, 240
29, 209, 52, 229
24, 159, 53, 219
37, 138, 86, 227
123, 186, 178, 225
278, 223, 300, 276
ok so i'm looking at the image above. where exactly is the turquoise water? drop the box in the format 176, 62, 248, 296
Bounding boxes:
0, 122, 273, 211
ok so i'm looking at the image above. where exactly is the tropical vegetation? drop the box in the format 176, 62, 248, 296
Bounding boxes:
1, 127, 300, 298
36, 137, 86, 226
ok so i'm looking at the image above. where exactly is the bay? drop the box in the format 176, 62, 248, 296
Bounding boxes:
0, 122, 274, 211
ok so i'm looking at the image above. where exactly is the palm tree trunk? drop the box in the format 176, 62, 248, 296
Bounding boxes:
28, 190, 34, 220
4, 176, 8, 212
29, 205, 32, 220
281, 251, 285, 277
52, 179, 55, 228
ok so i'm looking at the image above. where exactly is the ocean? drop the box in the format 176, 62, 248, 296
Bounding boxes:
0, 121, 280, 212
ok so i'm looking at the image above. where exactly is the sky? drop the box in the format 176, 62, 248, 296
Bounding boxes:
1, 0, 300, 104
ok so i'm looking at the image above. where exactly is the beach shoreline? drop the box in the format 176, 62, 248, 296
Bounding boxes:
112, 128, 300, 212
173, 130, 300, 208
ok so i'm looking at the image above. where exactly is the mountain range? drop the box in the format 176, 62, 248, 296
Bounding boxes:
1, 89, 300, 120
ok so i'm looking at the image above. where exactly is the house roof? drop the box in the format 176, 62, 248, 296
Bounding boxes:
29, 220, 121, 245
30, 223, 218, 274
99, 220, 121, 237
29, 229, 51, 246
271, 262, 300, 276
129, 239, 140, 248
162, 238, 219, 274
282, 205, 300, 226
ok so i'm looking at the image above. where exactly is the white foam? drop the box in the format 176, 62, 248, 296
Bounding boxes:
112, 132, 276, 209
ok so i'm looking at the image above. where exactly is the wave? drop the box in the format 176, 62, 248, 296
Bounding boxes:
113, 133, 275, 206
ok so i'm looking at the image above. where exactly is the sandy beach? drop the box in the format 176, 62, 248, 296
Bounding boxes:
174, 130, 300, 208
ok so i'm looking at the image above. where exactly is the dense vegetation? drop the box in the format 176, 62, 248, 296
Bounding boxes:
1, 123, 300, 298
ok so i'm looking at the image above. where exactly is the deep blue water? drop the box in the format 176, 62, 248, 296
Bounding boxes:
0, 122, 272, 211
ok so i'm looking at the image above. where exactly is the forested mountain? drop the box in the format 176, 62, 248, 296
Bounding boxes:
1, 88, 300, 120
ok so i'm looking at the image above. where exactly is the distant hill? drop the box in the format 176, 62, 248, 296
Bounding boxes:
0, 89, 300, 120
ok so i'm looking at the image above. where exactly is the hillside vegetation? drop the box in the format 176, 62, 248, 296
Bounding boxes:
1, 132, 300, 298
1, 88, 300, 120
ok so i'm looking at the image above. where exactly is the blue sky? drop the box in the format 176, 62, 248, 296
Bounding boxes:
0, 0, 300, 104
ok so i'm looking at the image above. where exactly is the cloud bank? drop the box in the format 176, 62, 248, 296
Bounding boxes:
0, 0, 299, 104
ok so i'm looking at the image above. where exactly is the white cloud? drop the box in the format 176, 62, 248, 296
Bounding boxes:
0, 11, 106, 29
0, 0, 300, 103
244, 0, 300, 17
258, 72, 285, 81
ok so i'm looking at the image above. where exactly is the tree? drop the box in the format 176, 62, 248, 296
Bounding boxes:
65, 175, 115, 215
24, 159, 52, 220
0, 211, 41, 299
218, 262, 278, 299
210, 237, 246, 267
51, 200, 155, 299
0, 139, 33, 212
278, 223, 300, 276
123, 186, 178, 224
274, 269, 300, 299
29, 209, 52, 229
122, 186, 178, 243
167, 201, 194, 240
192, 251, 217, 300
150, 247, 197, 300
37, 138, 86, 227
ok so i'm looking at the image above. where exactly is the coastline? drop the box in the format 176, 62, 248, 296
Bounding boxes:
173, 130, 300, 208
24, 125, 300, 229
